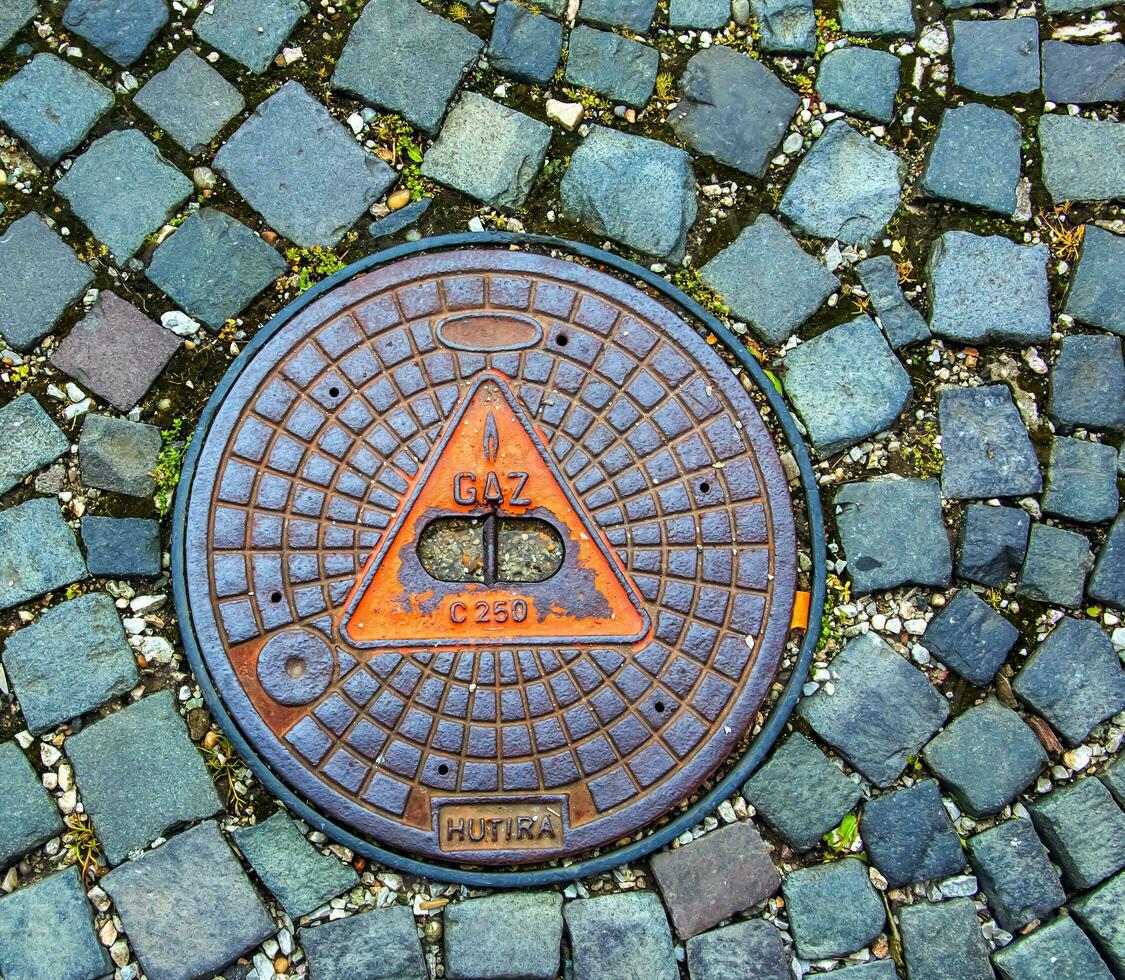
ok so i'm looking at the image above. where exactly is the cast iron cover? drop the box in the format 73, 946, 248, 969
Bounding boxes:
178, 246, 798, 867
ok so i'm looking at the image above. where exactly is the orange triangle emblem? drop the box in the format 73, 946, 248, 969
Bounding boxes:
340, 372, 651, 649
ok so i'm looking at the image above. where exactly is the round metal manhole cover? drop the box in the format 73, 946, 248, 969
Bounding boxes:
175, 239, 803, 874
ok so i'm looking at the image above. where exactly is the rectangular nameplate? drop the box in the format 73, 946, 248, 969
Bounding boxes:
437, 800, 565, 853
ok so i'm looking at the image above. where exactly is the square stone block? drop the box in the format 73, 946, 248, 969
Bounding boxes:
215, 81, 396, 247
2, 592, 138, 734
66, 692, 221, 864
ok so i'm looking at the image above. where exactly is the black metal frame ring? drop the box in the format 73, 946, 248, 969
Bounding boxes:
171, 232, 827, 888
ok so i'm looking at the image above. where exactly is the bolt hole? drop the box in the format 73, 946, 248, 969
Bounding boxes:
654, 700, 666, 713
285, 657, 306, 679
269, 591, 282, 604
438, 763, 450, 776
328, 386, 341, 398
555, 333, 569, 347
699, 481, 711, 494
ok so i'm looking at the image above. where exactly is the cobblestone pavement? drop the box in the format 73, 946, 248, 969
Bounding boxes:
0, 0, 1124, 978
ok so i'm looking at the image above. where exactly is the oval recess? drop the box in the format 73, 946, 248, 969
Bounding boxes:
437, 312, 544, 352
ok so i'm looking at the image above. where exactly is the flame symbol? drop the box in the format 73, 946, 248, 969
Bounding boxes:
483, 411, 499, 462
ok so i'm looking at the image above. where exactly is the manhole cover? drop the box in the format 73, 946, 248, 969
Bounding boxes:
175, 239, 804, 875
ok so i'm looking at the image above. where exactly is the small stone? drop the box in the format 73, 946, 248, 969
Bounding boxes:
927, 232, 1051, 345
194, 0, 308, 74
667, 46, 799, 178
651, 822, 779, 939
862, 780, 965, 889
838, 0, 914, 36
0, 53, 115, 165
799, 632, 949, 786
443, 892, 563, 979
215, 82, 396, 247
66, 691, 222, 864
0, 213, 95, 352
0, 394, 69, 497
193, 166, 218, 191
1017, 525, 1094, 610
1015, 616, 1125, 750
834, 477, 952, 594
1039, 115, 1125, 204
546, 99, 583, 130
951, 18, 1040, 97
921, 103, 1022, 216
1041, 436, 1119, 525
1030, 777, 1125, 890
1070, 871, 1125, 975
0, 740, 65, 868
780, 317, 913, 454
421, 93, 551, 209
993, 915, 1115, 980
1089, 513, 1125, 608
751, 0, 815, 53
79, 415, 162, 498
967, 819, 1066, 932
62, 0, 168, 65
332, 0, 483, 135
817, 47, 901, 124
920, 589, 1019, 686
699, 215, 837, 344
684, 919, 789, 980
564, 892, 678, 980
133, 49, 246, 155
488, 2, 563, 84
783, 858, 885, 959
300, 906, 428, 980
103, 821, 274, 980
899, 899, 993, 980
780, 121, 904, 245
387, 189, 411, 211
2, 592, 139, 735
923, 699, 1047, 817
55, 130, 193, 263
0, 867, 111, 980
147, 208, 287, 330
564, 26, 658, 109
743, 733, 861, 852
1065, 226, 1123, 335
855, 255, 930, 348
560, 126, 696, 263
1048, 333, 1125, 432
161, 310, 201, 336
1042, 41, 1125, 106
50, 292, 180, 412
940, 385, 1041, 500
368, 197, 431, 239
0, 498, 87, 611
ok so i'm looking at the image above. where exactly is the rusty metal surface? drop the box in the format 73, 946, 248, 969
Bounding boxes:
180, 247, 799, 866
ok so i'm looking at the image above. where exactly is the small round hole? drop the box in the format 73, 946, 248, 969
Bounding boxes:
328, 386, 341, 398
285, 656, 306, 679
555, 333, 569, 347
699, 481, 711, 494
654, 700, 666, 713
438, 763, 450, 776
269, 591, 283, 604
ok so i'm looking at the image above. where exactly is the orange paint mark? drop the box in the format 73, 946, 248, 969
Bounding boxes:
341, 372, 650, 649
